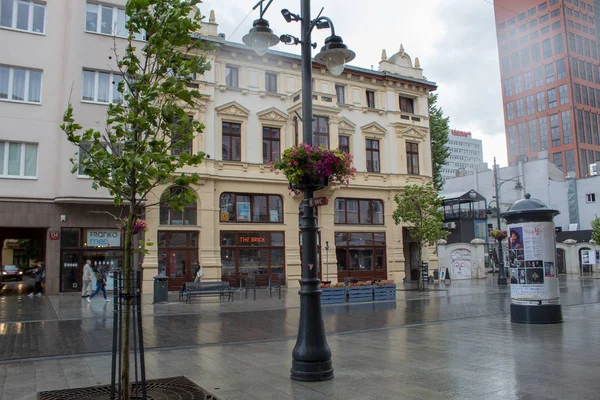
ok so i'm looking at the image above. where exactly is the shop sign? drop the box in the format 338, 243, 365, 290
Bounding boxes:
451, 129, 471, 138
309, 197, 329, 207
48, 231, 60, 240
86, 229, 121, 247
238, 234, 267, 245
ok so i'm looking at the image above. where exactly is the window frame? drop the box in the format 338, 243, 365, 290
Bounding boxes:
366, 90, 376, 108
159, 187, 197, 226
312, 115, 330, 149
0, 0, 45, 34
0, 65, 42, 104
225, 65, 239, 88
338, 135, 350, 154
399, 96, 415, 113
365, 138, 380, 173
334, 198, 385, 225
406, 142, 419, 175
221, 121, 242, 162
262, 126, 280, 164
0, 140, 38, 179
84, 2, 145, 40
170, 115, 194, 156
220, 231, 286, 277
81, 69, 123, 104
335, 84, 346, 104
265, 72, 277, 93
219, 192, 284, 224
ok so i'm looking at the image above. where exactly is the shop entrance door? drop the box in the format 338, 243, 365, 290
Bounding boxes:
158, 231, 198, 290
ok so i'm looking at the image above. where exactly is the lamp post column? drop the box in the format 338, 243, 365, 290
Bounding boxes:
494, 157, 508, 285
291, 0, 334, 382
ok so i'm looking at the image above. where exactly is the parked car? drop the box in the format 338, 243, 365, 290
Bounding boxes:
1, 265, 23, 281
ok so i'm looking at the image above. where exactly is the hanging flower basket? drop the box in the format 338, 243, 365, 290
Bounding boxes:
491, 229, 507, 240
271, 144, 356, 194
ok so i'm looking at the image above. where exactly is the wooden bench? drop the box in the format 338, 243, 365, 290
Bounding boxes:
180, 282, 234, 303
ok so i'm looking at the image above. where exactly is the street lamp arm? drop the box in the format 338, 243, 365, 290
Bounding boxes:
313, 16, 336, 36
253, 0, 274, 17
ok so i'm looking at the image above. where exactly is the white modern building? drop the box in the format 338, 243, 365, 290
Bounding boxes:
441, 151, 600, 234
440, 129, 484, 182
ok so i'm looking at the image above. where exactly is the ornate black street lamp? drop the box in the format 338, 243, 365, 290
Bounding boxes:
493, 157, 523, 285
243, 0, 355, 382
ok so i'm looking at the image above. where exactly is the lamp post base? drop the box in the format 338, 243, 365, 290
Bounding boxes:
497, 275, 507, 285
291, 359, 334, 382
510, 304, 563, 324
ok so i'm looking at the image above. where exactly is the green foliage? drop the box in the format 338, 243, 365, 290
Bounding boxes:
61, 0, 211, 235
592, 216, 600, 244
429, 93, 450, 191
16, 239, 40, 267
392, 182, 448, 252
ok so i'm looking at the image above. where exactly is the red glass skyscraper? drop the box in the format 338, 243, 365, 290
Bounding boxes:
494, 0, 600, 177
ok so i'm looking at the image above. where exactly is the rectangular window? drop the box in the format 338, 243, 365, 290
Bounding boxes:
585, 62, 593, 82
542, 39, 552, 59
581, 149, 589, 176
514, 75, 523, 94
592, 41, 598, 60
335, 232, 386, 273
531, 43, 541, 62
529, 7, 537, 16
577, 109, 585, 142
399, 96, 414, 113
545, 63, 555, 83
540, 14, 549, 23
366, 139, 380, 173
556, 58, 566, 79
0, 0, 45, 33
508, 125, 517, 156
592, 113, 599, 145
0, 65, 41, 103
582, 85, 589, 105
571, 58, 579, 78
574, 83, 581, 103
579, 60, 586, 80
225, 65, 239, 88
504, 78, 514, 96
529, 120, 538, 152
219, 194, 283, 223
524, 72, 533, 91
594, 65, 600, 83
0, 140, 37, 178
516, 98, 525, 117
171, 115, 193, 156
559, 84, 569, 105
506, 101, 515, 120
265, 72, 277, 93
222, 121, 241, 161
366, 90, 375, 108
338, 135, 350, 153
262, 126, 280, 164
550, 113, 561, 146
569, 33, 576, 52
565, 149, 575, 173
527, 95, 535, 115
576, 35, 583, 54
335, 84, 345, 104
585, 111, 593, 143
312, 115, 329, 149
539, 116, 549, 149
534, 66, 544, 87
562, 111, 573, 145
548, 88, 557, 108
406, 142, 419, 175
553, 152, 563, 171
518, 123, 527, 155
590, 87, 596, 108
220, 231, 285, 277
586, 193, 596, 203
584, 37, 591, 57
521, 48, 530, 67
85, 3, 145, 39
511, 52, 520, 70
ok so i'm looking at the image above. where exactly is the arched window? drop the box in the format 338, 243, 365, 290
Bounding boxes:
159, 186, 197, 225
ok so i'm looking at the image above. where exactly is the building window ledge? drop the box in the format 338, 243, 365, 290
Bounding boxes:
0, 26, 45, 36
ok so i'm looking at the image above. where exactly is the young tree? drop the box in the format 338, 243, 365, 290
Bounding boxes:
591, 216, 600, 244
429, 93, 450, 191
393, 182, 448, 285
60, 1, 211, 397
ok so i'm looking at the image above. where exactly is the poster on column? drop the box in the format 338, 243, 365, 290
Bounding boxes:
508, 222, 560, 304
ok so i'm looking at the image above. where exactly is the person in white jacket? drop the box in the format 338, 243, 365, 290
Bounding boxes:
82, 260, 94, 297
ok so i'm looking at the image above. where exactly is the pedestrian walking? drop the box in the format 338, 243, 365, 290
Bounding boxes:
193, 260, 204, 283
28, 262, 45, 298
87, 265, 109, 302
82, 260, 94, 297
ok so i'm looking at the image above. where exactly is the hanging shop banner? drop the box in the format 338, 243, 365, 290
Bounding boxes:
508, 222, 560, 304
85, 229, 121, 248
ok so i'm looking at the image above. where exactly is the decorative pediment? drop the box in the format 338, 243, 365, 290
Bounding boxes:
257, 107, 288, 122
215, 101, 249, 117
394, 125, 428, 140
338, 117, 356, 133
361, 122, 388, 136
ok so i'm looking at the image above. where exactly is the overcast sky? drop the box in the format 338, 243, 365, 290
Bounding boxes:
199, 0, 507, 167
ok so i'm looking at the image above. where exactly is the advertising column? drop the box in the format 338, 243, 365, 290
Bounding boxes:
502, 194, 562, 324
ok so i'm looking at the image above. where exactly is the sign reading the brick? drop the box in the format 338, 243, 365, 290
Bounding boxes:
309, 197, 329, 207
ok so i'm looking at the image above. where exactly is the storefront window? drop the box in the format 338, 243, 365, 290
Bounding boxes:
335, 232, 387, 280
157, 231, 198, 290
220, 231, 285, 277
159, 186, 197, 225
220, 193, 283, 223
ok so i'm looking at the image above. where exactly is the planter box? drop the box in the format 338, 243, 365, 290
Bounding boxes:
347, 286, 374, 303
321, 287, 346, 304
374, 284, 396, 301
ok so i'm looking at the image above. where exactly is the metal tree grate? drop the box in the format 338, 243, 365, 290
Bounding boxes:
38, 376, 219, 400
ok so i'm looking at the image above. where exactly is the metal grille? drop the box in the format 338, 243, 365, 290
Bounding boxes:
38, 376, 219, 400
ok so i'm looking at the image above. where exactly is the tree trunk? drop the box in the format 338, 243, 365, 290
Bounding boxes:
418, 243, 423, 290
120, 207, 135, 400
